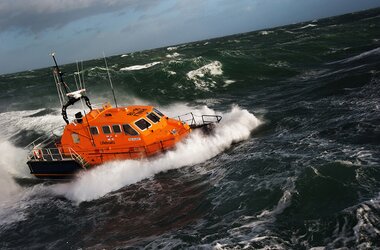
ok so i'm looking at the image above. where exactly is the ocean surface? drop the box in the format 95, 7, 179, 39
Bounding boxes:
1, 8, 380, 249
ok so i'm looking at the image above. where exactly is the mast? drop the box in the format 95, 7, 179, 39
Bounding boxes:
103, 53, 118, 108
51, 52, 69, 94
51, 53, 92, 124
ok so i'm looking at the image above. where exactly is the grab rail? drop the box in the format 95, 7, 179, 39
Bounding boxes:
27, 146, 89, 168
24, 126, 64, 150
176, 112, 222, 128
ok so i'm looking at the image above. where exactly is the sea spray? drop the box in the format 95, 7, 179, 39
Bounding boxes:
0, 140, 29, 198
0, 140, 31, 226
52, 106, 261, 202
0, 109, 64, 136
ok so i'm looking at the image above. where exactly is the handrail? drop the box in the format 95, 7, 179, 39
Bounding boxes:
24, 126, 64, 150
27, 146, 88, 169
27, 136, 179, 165
175, 112, 222, 128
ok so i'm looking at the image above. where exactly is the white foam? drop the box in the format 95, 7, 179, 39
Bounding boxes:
0, 141, 27, 200
167, 46, 178, 51
0, 109, 64, 137
120, 61, 161, 71
121, 54, 128, 58
259, 31, 273, 35
299, 24, 317, 29
187, 61, 223, 79
223, 79, 236, 87
166, 52, 180, 58
0, 139, 32, 226
89, 66, 108, 71
186, 61, 223, 90
52, 105, 261, 202
353, 193, 380, 246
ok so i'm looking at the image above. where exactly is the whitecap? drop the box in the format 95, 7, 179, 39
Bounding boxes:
187, 61, 223, 79
120, 61, 161, 71
298, 24, 317, 29
259, 31, 273, 35
223, 79, 236, 87
186, 61, 223, 91
166, 52, 180, 58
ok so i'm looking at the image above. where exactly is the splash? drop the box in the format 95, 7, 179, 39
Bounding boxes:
0, 139, 31, 226
52, 106, 261, 202
0, 109, 64, 137
0, 141, 28, 200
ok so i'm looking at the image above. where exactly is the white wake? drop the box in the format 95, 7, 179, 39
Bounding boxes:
52, 105, 261, 202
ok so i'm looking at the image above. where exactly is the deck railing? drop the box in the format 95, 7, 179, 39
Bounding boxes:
28, 147, 89, 168
176, 112, 222, 128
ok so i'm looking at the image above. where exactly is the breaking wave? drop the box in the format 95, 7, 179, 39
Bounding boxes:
52, 105, 261, 202
186, 61, 223, 91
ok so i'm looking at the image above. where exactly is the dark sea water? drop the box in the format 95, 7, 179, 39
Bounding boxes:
1, 8, 380, 249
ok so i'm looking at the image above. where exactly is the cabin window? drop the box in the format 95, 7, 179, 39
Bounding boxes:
72, 133, 80, 144
90, 126, 99, 135
135, 118, 151, 131
112, 125, 122, 134
122, 124, 139, 136
154, 108, 164, 117
102, 125, 111, 134
147, 112, 160, 123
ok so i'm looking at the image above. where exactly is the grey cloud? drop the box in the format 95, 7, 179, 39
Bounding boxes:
0, 0, 157, 33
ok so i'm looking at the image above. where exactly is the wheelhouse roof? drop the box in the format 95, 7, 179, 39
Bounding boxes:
71, 104, 161, 126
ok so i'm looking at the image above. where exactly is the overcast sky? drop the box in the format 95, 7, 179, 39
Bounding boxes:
1, 0, 379, 74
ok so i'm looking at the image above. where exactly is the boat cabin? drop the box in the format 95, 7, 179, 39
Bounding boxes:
59, 103, 191, 165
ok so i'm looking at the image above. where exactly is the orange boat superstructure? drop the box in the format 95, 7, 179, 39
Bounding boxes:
26, 54, 221, 179
59, 103, 191, 165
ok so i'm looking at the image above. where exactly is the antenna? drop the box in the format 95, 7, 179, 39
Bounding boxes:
75, 61, 81, 90
81, 60, 85, 90
103, 52, 118, 108
50, 52, 69, 94
50, 52, 92, 124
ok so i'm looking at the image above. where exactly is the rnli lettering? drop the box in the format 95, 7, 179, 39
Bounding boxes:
100, 141, 115, 145
127, 108, 147, 116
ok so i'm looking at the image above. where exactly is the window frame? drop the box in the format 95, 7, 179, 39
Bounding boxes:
102, 125, 111, 134
72, 133, 80, 144
134, 118, 152, 131
90, 126, 99, 135
122, 124, 139, 136
153, 108, 164, 117
146, 112, 160, 124
112, 124, 122, 134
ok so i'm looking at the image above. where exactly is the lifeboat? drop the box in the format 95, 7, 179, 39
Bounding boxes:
26, 54, 221, 179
